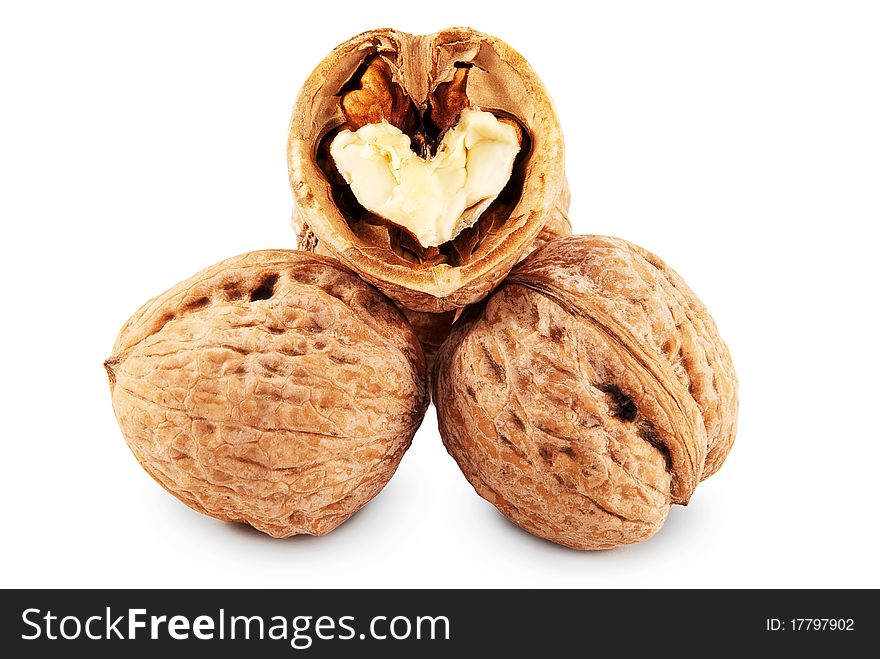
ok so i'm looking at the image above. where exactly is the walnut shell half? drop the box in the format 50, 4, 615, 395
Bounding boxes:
105, 250, 428, 538
288, 27, 568, 313
433, 236, 737, 549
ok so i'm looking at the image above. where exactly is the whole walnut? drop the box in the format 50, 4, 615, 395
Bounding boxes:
105, 250, 428, 538
433, 236, 737, 549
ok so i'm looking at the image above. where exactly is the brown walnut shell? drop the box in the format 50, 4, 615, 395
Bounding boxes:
293, 178, 570, 367
105, 250, 428, 538
288, 27, 569, 314
433, 236, 737, 549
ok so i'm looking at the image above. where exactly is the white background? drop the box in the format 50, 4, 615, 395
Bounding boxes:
1, 1, 878, 588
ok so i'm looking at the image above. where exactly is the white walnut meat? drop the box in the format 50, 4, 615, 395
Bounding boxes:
105, 250, 428, 538
433, 236, 738, 549
288, 27, 569, 314
330, 108, 522, 247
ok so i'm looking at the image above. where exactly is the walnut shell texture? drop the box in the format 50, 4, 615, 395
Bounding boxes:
433, 236, 737, 549
288, 27, 568, 313
294, 179, 571, 366
105, 250, 428, 538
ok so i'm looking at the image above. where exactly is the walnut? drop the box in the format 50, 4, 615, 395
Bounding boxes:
399, 307, 457, 373
104, 250, 428, 538
340, 56, 417, 133
433, 236, 738, 549
288, 27, 570, 314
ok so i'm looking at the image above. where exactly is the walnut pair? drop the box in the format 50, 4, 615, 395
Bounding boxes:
106, 28, 737, 549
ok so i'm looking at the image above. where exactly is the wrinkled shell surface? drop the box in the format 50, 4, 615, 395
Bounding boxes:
433, 236, 737, 549
295, 178, 571, 363
289, 27, 568, 313
106, 250, 428, 538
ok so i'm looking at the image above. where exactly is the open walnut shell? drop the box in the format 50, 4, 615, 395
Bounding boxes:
288, 27, 569, 314
105, 250, 428, 538
433, 236, 738, 549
